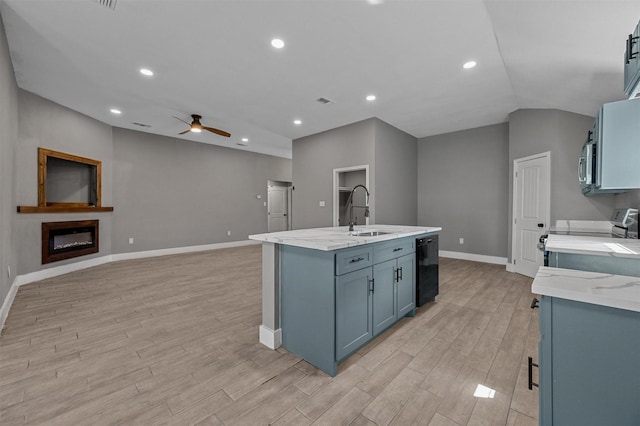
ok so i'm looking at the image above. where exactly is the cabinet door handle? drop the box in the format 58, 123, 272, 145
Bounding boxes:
350, 257, 364, 264
393, 247, 403, 252
578, 157, 586, 183
626, 34, 639, 64
530, 298, 539, 309
393, 268, 398, 282
528, 357, 539, 390
369, 278, 375, 294
398, 266, 403, 281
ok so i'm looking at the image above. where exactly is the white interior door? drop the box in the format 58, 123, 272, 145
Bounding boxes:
268, 185, 289, 232
512, 152, 550, 278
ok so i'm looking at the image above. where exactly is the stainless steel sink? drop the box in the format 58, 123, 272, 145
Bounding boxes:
353, 231, 389, 237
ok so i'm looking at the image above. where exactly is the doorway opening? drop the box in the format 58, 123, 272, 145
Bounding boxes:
267, 180, 292, 232
333, 165, 370, 227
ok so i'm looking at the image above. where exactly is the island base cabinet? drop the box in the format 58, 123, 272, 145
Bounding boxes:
396, 254, 415, 318
336, 267, 373, 361
279, 235, 428, 376
539, 296, 640, 425
372, 260, 398, 336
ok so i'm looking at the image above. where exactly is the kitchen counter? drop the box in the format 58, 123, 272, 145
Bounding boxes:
546, 234, 640, 260
249, 224, 441, 251
532, 266, 640, 312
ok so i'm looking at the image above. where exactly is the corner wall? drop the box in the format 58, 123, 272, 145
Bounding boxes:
0, 13, 18, 315
373, 119, 418, 226
14, 90, 114, 275
292, 119, 375, 229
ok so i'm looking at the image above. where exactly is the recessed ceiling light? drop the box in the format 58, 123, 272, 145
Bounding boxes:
110, 108, 121, 114
366, 95, 376, 101
463, 61, 477, 69
271, 39, 285, 49
139, 68, 154, 76
241, 137, 249, 143
293, 119, 302, 125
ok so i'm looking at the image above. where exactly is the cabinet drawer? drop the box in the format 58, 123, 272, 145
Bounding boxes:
373, 238, 414, 264
335, 246, 373, 275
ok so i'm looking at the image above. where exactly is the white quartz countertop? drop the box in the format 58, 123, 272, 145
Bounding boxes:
532, 266, 640, 312
249, 225, 441, 251
546, 234, 640, 260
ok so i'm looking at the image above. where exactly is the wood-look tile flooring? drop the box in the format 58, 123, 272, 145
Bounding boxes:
0, 245, 539, 425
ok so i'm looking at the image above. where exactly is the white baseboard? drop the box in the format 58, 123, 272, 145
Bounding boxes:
0, 276, 19, 334
505, 263, 516, 273
259, 325, 282, 349
111, 240, 259, 262
0, 240, 259, 333
439, 250, 508, 265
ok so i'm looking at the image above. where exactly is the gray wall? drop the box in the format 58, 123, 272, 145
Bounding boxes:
292, 119, 375, 229
374, 119, 418, 226
417, 123, 510, 257
0, 14, 18, 309
292, 117, 418, 229
507, 109, 618, 260
614, 190, 640, 212
112, 128, 291, 253
15, 90, 114, 274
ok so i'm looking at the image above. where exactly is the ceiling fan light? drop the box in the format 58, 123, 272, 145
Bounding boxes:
190, 126, 202, 133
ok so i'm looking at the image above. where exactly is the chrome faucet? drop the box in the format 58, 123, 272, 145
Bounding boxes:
347, 184, 370, 232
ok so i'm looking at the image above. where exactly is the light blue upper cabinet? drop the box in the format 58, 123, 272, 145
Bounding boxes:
624, 20, 640, 96
581, 98, 640, 195
597, 98, 640, 189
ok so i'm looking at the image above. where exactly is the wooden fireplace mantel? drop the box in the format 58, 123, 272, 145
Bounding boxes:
17, 206, 114, 213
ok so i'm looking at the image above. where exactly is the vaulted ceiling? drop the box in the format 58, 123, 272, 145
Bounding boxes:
2, 0, 638, 158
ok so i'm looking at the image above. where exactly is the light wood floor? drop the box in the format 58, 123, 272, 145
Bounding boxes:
0, 245, 539, 425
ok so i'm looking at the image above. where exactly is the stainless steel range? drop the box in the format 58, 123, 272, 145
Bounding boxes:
538, 208, 638, 266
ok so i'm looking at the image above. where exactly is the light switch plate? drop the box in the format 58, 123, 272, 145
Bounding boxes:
319, 201, 325, 207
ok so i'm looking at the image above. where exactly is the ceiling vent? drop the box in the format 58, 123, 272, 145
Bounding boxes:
132, 122, 151, 128
94, 0, 117, 10
315, 97, 334, 105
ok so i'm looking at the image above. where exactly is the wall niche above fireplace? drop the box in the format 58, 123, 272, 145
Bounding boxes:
17, 148, 114, 213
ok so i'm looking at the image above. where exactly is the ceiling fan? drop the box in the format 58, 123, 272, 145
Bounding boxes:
173, 114, 231, 137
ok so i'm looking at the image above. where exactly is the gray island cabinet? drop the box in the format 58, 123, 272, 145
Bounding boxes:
249, 225, 440, 377
532, 267, 640, 425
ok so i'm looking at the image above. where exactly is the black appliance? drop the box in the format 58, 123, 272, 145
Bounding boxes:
416, 236, 439, 307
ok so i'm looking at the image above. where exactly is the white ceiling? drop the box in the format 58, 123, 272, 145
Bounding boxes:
1, 0, 639, 159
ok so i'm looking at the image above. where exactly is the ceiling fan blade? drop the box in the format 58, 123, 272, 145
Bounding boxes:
178, 129, 191, 135
203, 126, 231, 137
172, 116, 192, 126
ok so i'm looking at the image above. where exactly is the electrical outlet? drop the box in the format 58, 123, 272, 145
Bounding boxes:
459, 238, 464, 244
263, 201, 267, 207
128, 237, 134, 244
227, 230, 231, 236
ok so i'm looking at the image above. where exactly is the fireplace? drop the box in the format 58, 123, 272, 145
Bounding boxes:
42, 220, 99, 264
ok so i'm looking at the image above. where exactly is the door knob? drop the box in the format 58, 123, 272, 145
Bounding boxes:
537, 223, 544, 228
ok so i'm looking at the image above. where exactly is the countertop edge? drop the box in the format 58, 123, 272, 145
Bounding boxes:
532, 267, 640, 313
248, 225, 441, 251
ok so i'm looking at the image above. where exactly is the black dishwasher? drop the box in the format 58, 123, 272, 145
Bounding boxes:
416, 236, 439, 307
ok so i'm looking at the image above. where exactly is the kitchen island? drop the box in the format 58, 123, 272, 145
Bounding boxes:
532, 267, 640, 425
249, 225, 440, 376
